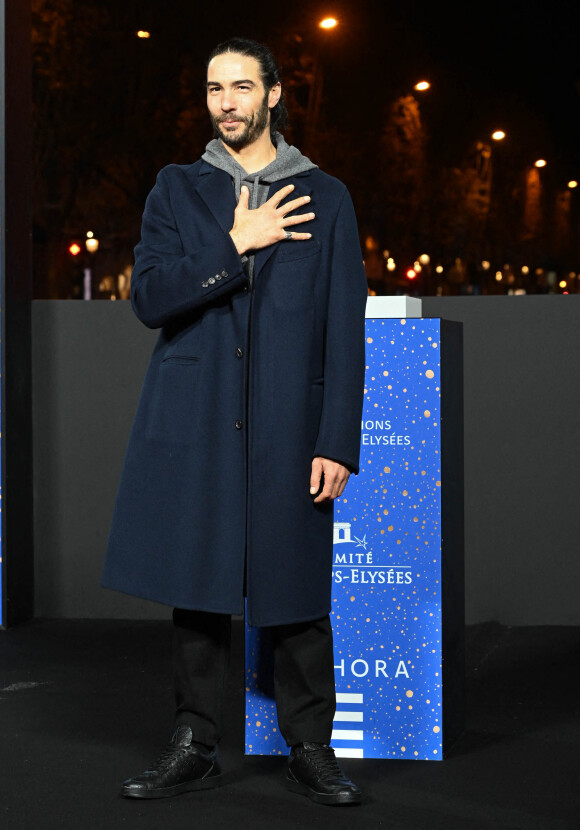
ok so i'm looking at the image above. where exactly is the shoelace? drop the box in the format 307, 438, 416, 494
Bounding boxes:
302, 746, 343, 779
150, 743, 191, 773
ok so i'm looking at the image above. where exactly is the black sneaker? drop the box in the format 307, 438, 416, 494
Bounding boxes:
120, 725, 221, 799
287, 742, 362, 805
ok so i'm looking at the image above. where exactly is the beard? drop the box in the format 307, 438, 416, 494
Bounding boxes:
211, 92, 270, 149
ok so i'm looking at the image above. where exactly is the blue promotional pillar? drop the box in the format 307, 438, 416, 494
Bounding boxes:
245, 298, 464, 759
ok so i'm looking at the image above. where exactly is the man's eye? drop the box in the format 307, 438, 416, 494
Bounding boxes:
208, 87, 220, 94
237, 85, 250, 91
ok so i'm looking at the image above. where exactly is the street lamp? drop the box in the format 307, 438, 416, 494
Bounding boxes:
491, 130, 506, 141
85, 230, 99, 254
414, 81, 430, 92
83, 231, 99, 300
534, 159, 547, 168
568, 180, 578, 189
305, 17, 340, 154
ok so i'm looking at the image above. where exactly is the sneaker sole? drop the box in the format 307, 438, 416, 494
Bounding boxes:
286, 777, 361, 806
120, 773, 222, 799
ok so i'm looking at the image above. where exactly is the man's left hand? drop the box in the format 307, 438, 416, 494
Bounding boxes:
310, 457, 351, 503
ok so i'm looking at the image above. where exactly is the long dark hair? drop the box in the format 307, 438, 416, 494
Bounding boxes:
207, 38, 289, 134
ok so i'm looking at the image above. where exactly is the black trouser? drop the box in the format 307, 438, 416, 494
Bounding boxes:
172, 609, 336, 748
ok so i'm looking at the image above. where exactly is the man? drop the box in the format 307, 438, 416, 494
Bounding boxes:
102, 38, 368, 806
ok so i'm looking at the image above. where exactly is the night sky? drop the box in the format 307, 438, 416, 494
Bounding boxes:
32, 0, 580, 296
154, 0, 580, 177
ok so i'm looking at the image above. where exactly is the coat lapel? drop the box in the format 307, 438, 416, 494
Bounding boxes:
195, 162, 236, 237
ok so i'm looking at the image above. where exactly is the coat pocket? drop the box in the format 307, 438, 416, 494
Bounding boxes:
276, 238, 321, 263
162, 355, 200, 365
271, 242, 321, 312
161, 313, 204, 362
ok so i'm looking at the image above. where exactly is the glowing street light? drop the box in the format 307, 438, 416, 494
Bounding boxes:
414, 81, 430, 92
83, 231, 99, 300
491, 130, 506, 141
319, 17, 338, 29
534, 159, 547, 168
136, 30, 151, 38
568, 180, 578, 189
69, 242, 81, 256
85, 230, 99, 254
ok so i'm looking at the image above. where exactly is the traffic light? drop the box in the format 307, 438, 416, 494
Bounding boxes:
69, 242, 82, 256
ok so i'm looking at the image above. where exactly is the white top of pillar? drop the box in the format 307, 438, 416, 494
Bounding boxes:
365, 296, 422, 319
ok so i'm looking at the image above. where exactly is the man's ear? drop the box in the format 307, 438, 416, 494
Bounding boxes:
268, 82, 282, 109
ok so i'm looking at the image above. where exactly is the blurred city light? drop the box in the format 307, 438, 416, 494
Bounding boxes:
136, 31, 151, 38
406, 268, 417, 279
521, 265, 530, 274
481, 260, 490, 270
86, 231, 99, 253
386, 258, 396, 272
491, 130, 506, 141
319, 17, 338, 29
419, 254, 430, 265
435, 265, 443, 274
568, 180, 578, 189
69, 243, 81, 256
495, 271, 503, 282
414, 81, 430, 91
413, 261, 422, 272
559, 280, 567, 289
534, 159, 547, 168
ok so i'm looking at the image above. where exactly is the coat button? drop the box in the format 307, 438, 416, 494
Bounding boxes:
208, 277, 216, 284
235, 419, 243, 430
236, 347, 243, 358
221, 269, 228, 277
201, 281, 208, 288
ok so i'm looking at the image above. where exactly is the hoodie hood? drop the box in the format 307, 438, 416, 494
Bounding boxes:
201, 132, 317, 208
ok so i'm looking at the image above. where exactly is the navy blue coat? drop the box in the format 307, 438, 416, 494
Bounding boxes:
101, 160, 367, 626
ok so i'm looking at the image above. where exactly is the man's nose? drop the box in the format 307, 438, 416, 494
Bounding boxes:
220, 92, 235, 111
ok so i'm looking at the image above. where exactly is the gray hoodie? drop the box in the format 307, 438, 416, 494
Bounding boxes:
201, 132, 317, 282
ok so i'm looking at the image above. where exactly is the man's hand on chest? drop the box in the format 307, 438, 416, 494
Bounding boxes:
229, 184, 315, 255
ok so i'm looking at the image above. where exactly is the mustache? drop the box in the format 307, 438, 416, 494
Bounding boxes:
216, 113, 251, 124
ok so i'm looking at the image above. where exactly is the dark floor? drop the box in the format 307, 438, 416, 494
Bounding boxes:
0, 620, 578, 830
